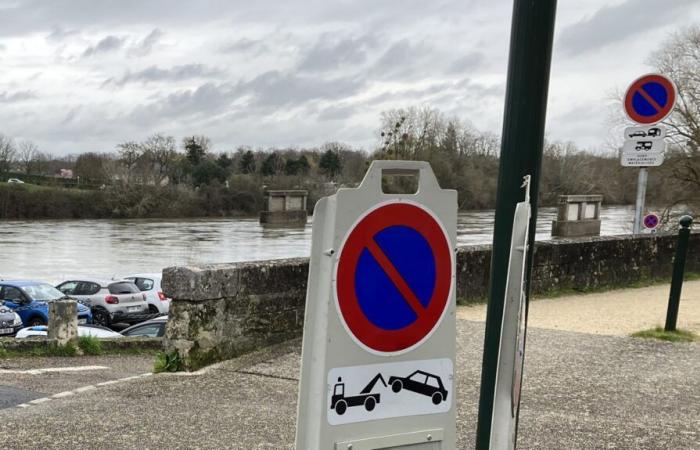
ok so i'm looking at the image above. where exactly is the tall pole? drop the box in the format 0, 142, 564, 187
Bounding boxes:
475, 0, 557, 448
664, 215, 693, 331
633, 168, 648, 234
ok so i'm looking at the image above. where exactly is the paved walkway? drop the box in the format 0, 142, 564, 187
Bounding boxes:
458, 279, 700, 335
0, 283, 698, 449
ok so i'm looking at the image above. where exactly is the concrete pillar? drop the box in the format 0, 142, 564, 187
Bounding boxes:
48, 300, 78, 345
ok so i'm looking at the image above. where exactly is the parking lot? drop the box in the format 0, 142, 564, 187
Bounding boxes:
0, 316, 698, 449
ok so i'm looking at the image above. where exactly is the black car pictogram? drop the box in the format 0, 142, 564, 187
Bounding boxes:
388, 370, 448, 405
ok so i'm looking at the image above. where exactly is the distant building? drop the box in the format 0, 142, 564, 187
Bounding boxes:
57, 169, 73, 178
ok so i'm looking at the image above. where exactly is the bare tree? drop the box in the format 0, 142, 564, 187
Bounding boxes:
143, 134, 177, 185
0, 134, 17, 174
650, 25, 700, 205
117, 141, 143, 185
18, 140, 38, 174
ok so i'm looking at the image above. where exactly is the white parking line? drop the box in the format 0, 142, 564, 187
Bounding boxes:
16, 372, 153, 409
0, 365, 110, 375
51, 391, 75, 399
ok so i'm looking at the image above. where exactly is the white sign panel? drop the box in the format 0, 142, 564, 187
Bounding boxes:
296, 161, 457, 449
490, 176, 531, 450
623, 125, 665, 140
622, 139, 665, 154
621, 151, 665, 167
327, 358, 453, 425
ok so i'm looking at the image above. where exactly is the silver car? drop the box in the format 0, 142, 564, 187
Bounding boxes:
56, 278, 148, 327
121, 273, 170, 314
0, 305, 22, 336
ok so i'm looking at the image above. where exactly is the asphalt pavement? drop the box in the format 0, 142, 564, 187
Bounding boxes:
0, 320, 698, 449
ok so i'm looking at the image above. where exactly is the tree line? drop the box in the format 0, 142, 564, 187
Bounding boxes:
1, 25, 699, 220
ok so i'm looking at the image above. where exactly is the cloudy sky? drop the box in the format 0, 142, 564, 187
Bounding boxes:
1, 0, 700, 156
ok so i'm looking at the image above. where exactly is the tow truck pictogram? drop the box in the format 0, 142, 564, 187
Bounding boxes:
331, 374, 387, 415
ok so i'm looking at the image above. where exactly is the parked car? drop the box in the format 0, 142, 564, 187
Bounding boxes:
121, 273, 170, 314
0, 306, 23, 337
0, 280, 93, 327
56, 278, 148, 327
120, 315, 168, 338
15, 324, 122, 339
7, 178, 24, 184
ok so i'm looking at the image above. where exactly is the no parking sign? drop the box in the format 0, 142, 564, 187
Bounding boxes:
296, 161, 457, 449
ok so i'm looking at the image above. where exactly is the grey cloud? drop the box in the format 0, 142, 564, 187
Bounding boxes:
129, 28, 164, 56
128, 83, 238, 123
220, 38, 267, 54
82, 35, 125, 57
371, 39, 436, 79
298, 34, 376, 72
46, 26, 79, 42
448, 52, 485, 73
558, 0, 696, 54
240, 70, 365, 107
0, 90, 37, 102
318, 104, 357, 121
105, 64, 222, 86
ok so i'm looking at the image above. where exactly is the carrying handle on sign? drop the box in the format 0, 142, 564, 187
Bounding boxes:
358, 160, 442, 195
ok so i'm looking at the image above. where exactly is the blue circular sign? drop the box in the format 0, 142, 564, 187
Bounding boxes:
355, 225, 436, 330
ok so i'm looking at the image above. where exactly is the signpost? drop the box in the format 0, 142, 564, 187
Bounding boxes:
476, 1, 557, 449
296, 160, 457, 449
643, 212, 660, 233
621, 74, 676, 233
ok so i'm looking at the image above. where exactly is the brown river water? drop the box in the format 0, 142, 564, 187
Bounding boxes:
0, 205, 635, 283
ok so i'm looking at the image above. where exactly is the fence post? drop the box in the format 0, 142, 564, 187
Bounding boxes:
664, 215, 693, 332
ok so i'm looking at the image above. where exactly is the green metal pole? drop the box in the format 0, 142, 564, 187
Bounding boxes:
664, 215, 693, 332
475, 0, 557, 448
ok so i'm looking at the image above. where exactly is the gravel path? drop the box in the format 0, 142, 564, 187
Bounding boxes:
457, 279, 700, 335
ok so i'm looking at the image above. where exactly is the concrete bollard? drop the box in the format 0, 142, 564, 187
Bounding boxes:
48, 300, 78, 345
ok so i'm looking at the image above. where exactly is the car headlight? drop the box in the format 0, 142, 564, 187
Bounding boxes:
13, 313, 22, 326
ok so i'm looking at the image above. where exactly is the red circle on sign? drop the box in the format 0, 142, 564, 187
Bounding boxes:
334, 201, 453, 354
643, 213, 659, 229
624, 74, 676, 125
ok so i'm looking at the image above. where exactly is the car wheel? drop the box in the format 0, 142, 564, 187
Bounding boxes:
148, 305, 159, 315
364, 396, 376, 412
431, 392, 443, 405
391, 380, 403, 393
92, 308, 111, 327
28, 317, 46, 327
335, 400, 347, 415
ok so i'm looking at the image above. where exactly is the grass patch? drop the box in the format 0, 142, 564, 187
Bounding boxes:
154, 351, 184, 373
43, 341, 78, 357
631, 327, 699, 343
0, 347, 8, 358
77, 336, 103, 356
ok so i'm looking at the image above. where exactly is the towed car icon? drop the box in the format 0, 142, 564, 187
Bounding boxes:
388, 370, 448, 405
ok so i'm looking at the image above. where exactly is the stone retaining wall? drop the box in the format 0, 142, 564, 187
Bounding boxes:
162, 232, 700, 370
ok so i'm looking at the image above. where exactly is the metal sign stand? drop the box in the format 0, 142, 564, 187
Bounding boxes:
296, 160, 457, 449
632, 167, 648, 234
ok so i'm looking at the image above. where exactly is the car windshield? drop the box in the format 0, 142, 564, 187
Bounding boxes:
22, 284, 66, 302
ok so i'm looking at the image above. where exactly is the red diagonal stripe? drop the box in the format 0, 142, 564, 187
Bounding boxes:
636, 87, 662, 113
366, 238, 425, 315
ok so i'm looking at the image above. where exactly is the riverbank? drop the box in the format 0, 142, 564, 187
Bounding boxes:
0, 182, 264, 220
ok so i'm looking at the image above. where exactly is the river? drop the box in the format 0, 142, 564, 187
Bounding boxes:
0, 205, 635, 283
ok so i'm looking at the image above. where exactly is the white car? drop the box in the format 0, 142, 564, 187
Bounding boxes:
7, 178, 24, 184
15, 324, 122, 339
121, 273, 170, 314
56, 278, 148, 327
